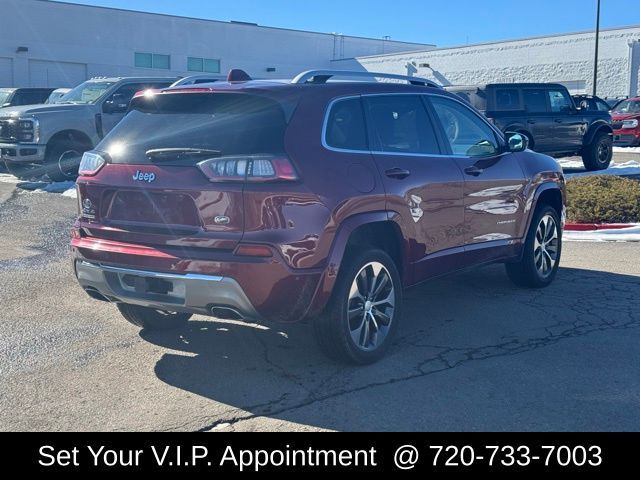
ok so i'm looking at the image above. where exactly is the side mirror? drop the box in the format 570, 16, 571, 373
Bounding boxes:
506, 132, 528, 153
2, 103, 10, 108
103, 94, 129, 114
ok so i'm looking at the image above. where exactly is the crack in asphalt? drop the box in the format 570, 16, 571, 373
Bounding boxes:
195, 287, 639, 432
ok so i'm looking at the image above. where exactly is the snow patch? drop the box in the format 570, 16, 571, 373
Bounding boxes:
613, 147, 640, 154
564, 225, 640, 243
559, 158, 640, 178
0, 173, 21, 184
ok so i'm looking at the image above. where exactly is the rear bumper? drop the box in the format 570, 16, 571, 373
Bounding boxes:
75, 260, 261, 320
613, 132, 640, 147
0, 143, 46, 162
71, 235, 324, 323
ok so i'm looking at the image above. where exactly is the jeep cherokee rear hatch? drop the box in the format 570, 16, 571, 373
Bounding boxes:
75, 89, 297, 252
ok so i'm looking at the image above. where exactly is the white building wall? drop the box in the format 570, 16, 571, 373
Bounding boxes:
0, 0, 432, 87
334, 26, 640, 98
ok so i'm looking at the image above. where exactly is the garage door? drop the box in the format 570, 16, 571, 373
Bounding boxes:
29, 60, 87, 88
0, 58, 13, 87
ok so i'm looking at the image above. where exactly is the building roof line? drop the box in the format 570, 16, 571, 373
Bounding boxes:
335, 23, 640, 61
40, 0, 434, 47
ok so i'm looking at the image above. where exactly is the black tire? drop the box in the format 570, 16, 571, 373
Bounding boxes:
117, 303, 192, 330
44, 140, 87, 182
581, 132, 613, 171
313, 249, 402, 365
506, 205, 562, 288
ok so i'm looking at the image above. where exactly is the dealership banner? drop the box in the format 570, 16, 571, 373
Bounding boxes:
3, 433, 638, 476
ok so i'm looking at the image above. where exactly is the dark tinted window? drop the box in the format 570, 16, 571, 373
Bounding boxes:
101, 93, 288, 165
495, 88, 521, 110
325, 97, 368, 151
429, 95, 499, 157
523, 89, 548, 113
13, 90, 50, 105
595, 99, 611, 112
364, 95, 440, 154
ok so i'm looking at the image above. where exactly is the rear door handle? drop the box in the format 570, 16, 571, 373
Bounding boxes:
464, 166, 484, 177
385, 168, 411, 179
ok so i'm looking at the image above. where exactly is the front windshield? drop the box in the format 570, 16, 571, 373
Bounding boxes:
58, 81, 115, 105
613, 100, 640, 114
0, 89, 13, 106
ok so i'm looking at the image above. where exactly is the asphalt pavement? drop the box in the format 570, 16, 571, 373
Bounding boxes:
0, 183, 638, 432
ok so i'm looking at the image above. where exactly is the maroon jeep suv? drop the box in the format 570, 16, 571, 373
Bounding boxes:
71, 69, 566, 364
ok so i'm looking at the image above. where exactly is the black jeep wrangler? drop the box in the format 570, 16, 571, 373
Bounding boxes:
446, 83, 614, 171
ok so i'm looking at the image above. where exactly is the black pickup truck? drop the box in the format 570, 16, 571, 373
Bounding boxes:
446, 83, 614, 171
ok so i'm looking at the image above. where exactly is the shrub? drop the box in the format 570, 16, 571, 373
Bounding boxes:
566, 175, 640, 224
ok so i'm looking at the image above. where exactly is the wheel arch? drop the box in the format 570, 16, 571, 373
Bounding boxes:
45, 130, 93, 157
584, 121, 613, 146
306, 212, 407, 319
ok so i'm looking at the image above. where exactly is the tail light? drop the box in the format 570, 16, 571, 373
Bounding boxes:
78, 151, 106, 176
197, 155, 298, 183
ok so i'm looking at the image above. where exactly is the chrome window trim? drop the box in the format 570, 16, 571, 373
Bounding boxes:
321, 92, 505, 159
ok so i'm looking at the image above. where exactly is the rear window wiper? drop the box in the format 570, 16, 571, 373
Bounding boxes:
145, 148, 222, 161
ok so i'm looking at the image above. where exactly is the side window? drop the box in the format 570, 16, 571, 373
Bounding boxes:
364, 95, 440, 154
429, 95, 499, 157
523, 89, 548, 113
596, 100, 611, 112
494, 88, 521, 110
548, 90, 573, 113
325, 98, 368, 151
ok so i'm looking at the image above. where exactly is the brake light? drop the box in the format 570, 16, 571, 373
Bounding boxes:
78, 151, 106, 176
197, 155, 298, 183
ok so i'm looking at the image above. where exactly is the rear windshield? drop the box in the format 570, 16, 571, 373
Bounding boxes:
99, 93, 289, 165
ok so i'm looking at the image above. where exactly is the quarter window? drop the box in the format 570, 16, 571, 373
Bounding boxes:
135, 52, 171, 70
325, 98, 368, 151
364, 95, 440, 154
495, 88, 521, 110
523, 89, 548, 113
429, 96, 499, 157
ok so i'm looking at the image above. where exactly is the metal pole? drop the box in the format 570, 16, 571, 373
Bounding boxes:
593, 0, 601, 95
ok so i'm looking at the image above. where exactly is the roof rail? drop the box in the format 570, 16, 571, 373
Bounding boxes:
291, 70, 441, 88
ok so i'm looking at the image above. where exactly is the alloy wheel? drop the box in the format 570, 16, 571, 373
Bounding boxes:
534, 214, 559, 278
347, 262, 395, 351
597, 140, 611, 165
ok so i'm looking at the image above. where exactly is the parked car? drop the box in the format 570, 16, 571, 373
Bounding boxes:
611, 97, 640, 147
572, 94, 611, 113
604, 96, 628, 110
0, 87, 56, 108
171, 75, 224, 87
71, 69, 566, 364
0, 76, 176, 181
45, 88, 72, 104
446, 83, 614, 171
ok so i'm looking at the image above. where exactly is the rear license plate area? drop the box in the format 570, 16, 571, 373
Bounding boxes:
114, 273, 187, 301
121, 274, 173, 295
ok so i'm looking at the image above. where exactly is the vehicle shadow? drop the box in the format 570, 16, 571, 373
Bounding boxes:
141, 264, 640, 431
